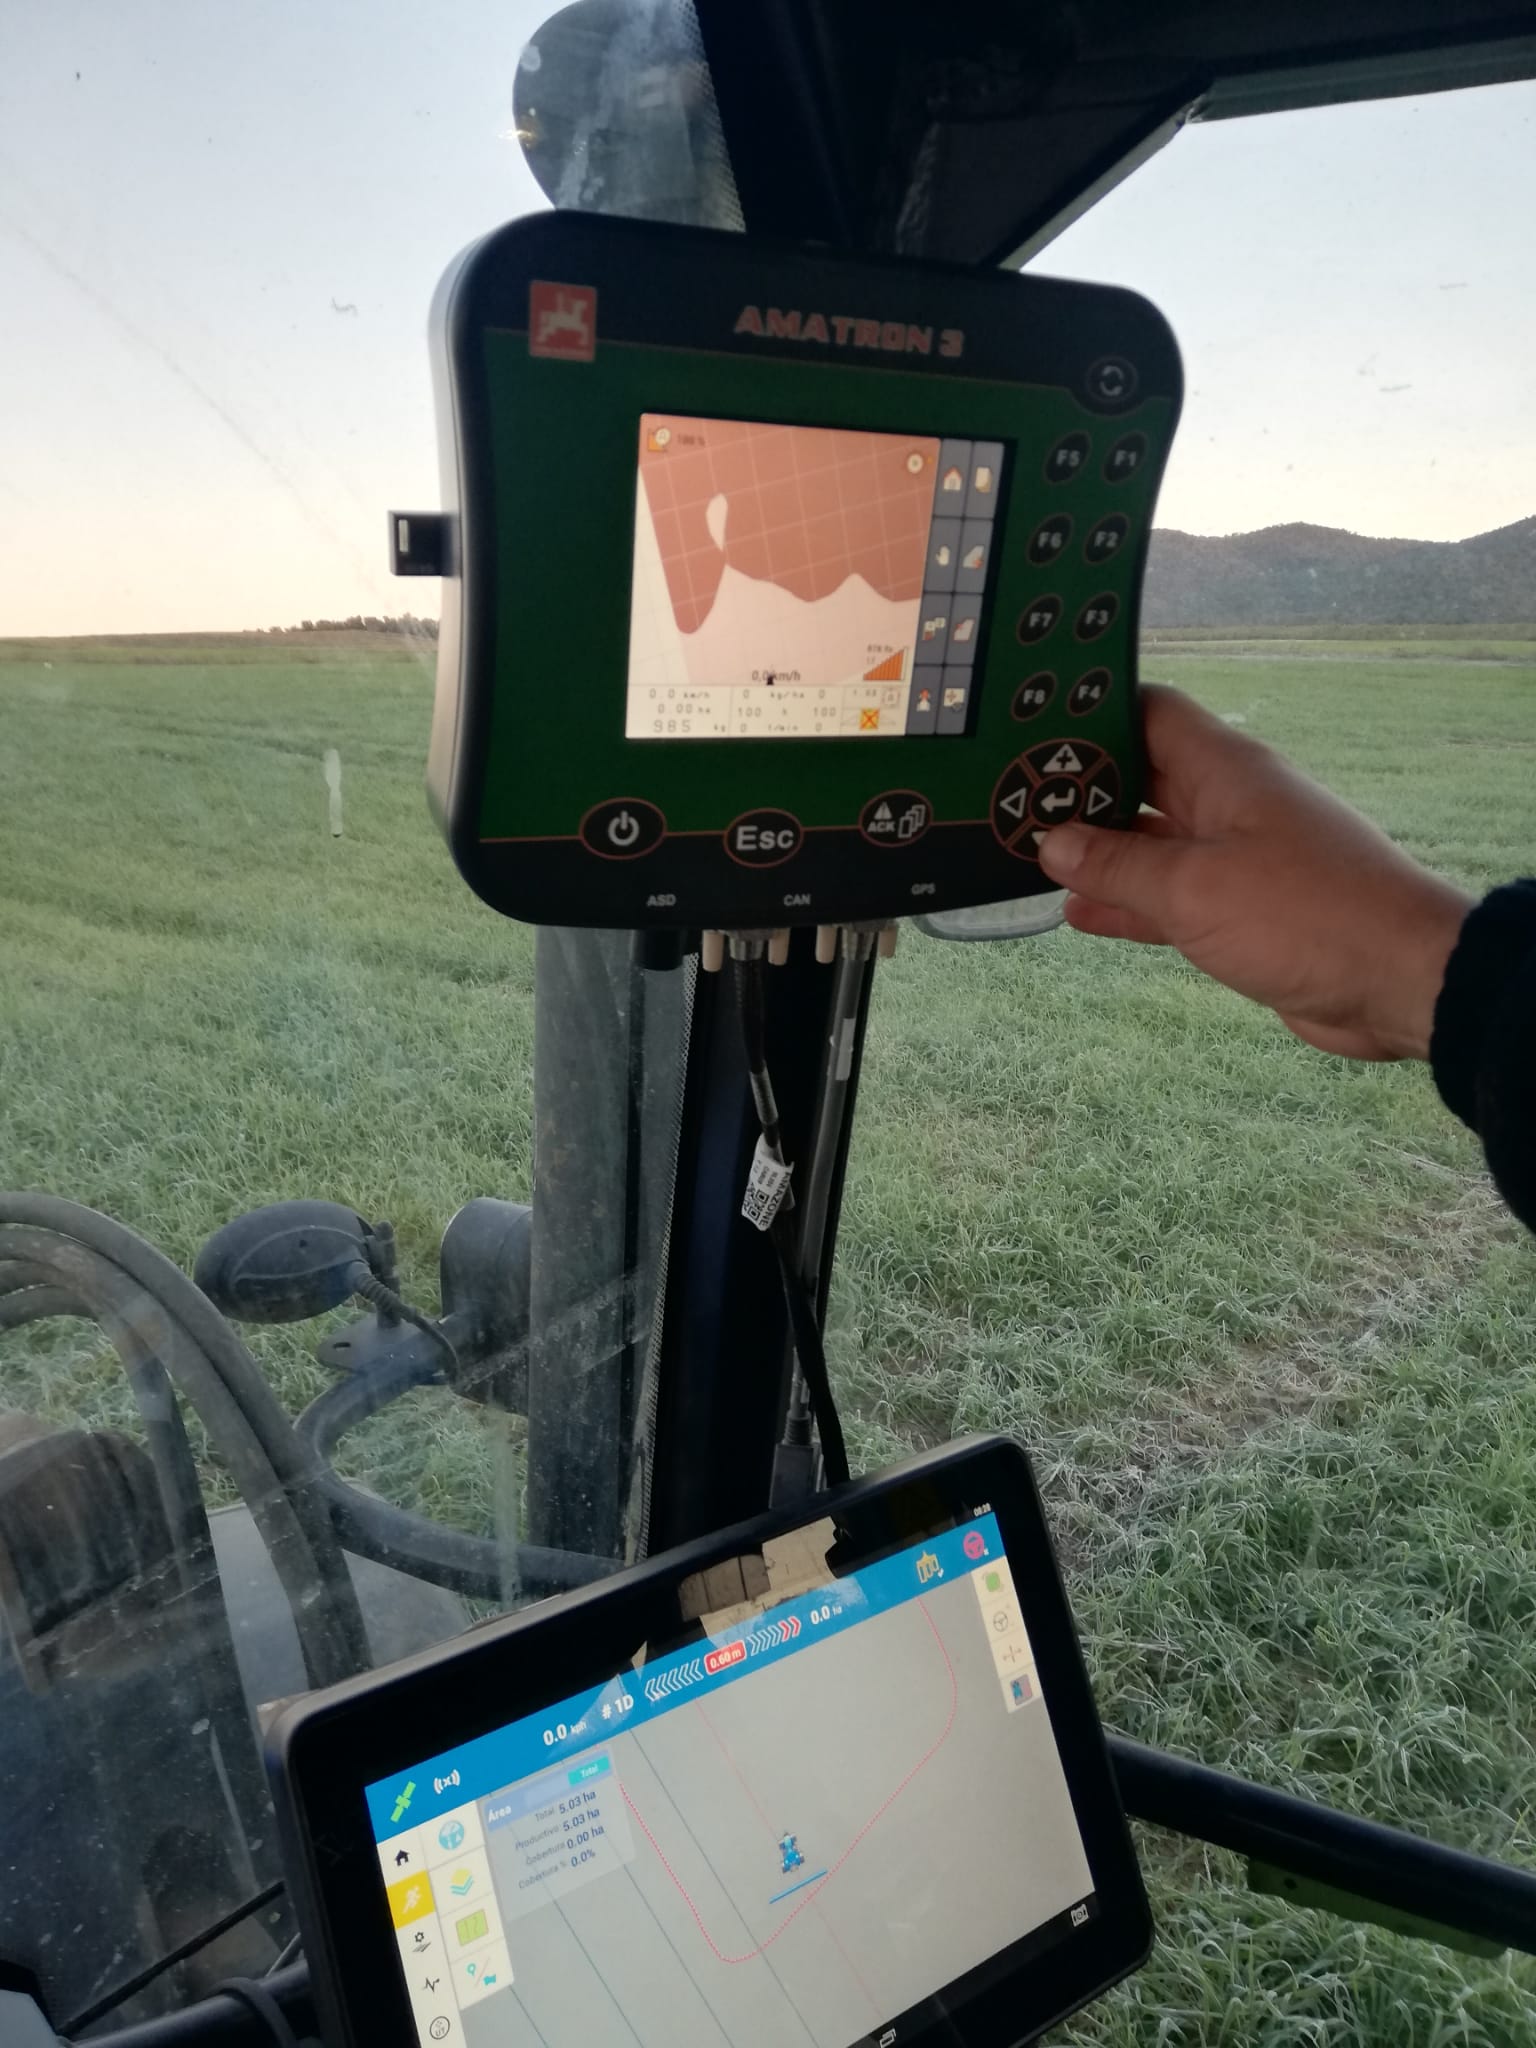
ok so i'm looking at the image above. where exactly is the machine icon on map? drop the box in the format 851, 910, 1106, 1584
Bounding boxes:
779, 1833, 806, 1876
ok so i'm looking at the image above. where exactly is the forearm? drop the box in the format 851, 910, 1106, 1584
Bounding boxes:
1430, 880, 1536, 1233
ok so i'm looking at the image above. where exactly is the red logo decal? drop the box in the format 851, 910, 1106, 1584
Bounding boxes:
529, 281, 596, 361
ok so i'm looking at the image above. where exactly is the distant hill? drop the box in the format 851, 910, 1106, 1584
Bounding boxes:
1143, 515, 1536, 627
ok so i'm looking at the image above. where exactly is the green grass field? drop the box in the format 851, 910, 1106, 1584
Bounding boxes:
2, 634, 1534, 2042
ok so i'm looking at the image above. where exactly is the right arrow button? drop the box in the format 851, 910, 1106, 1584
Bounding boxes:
1082, 758, 1122, 823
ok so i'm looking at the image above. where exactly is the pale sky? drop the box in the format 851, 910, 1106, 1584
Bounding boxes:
3, 4, 1534, 636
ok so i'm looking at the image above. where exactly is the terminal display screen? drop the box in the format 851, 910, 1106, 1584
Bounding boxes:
626, 415, 1007, 741
367, 1513, 1096, 2048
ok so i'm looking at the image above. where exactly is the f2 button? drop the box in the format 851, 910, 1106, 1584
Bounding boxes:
726, 808, 803, 867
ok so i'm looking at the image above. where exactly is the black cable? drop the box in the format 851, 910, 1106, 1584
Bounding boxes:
264, 1934, 303, 1979
768, 1208, 850, 1487
730, 955, 851, 1488
348, 1267, 460, 1376
58, 1882, 286, 2036
731, 954, 783, 1151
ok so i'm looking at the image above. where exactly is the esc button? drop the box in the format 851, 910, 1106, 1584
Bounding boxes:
580, 797, 665, 860
726, 808, 803, 867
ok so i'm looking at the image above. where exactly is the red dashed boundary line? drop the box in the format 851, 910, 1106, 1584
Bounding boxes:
618, 1599, 959, 1966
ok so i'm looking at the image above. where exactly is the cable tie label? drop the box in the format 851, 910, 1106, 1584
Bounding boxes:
741, 1137, 794, 1232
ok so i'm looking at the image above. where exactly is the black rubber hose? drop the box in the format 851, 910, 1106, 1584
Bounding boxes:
0, 1275, 83, 1329
1, 1252, 221, 1616
0, 1195, 370, 1687
66, 1963, 313, 2047
296, 1367, 617, 1600
0, 1241, 288, 1946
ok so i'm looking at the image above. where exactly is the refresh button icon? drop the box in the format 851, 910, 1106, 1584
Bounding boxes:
580, 797, 665, 860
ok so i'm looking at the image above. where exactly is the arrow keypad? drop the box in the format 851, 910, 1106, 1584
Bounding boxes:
990, 740, 1122, 860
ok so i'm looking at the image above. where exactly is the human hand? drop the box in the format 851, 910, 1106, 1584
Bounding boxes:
1037, 685, 1473, 1061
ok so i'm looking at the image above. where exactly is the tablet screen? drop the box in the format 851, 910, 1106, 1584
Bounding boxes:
366, 1510, 1098, 2048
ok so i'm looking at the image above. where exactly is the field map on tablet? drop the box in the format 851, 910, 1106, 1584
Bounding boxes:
369, 1516, 1097, 2048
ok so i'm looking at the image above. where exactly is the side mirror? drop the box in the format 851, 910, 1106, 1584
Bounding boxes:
194, 1201, 372, 1324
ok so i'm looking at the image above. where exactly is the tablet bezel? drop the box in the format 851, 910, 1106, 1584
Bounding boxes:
265, 1435, 1151, 2048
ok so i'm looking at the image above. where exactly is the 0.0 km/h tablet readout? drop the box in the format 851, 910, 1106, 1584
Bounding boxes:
626, 416, 1005, 741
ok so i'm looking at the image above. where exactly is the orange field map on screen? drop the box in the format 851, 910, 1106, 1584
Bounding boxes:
626, 417, 943, 737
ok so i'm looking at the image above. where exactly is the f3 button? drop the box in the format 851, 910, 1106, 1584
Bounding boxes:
726, 808, 803, 867
581, 797, 665, 859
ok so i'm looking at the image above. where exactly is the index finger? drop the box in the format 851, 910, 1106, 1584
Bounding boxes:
1137, 683, 1268, 826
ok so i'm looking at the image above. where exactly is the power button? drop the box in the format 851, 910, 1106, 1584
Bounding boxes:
579, 797, 665, 860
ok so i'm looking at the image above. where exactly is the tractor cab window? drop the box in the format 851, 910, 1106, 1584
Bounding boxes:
3, 8, 1534, 2042
830, 74, 1536, 2042
0, 1, 712, 2028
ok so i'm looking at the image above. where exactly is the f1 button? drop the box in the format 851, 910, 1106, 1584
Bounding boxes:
580, 797, 665, 860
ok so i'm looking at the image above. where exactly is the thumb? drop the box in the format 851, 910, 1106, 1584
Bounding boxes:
1037, 820, 1184, 913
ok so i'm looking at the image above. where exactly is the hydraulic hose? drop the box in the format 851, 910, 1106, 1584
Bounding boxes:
296, 1362, 616, 1601
0, 1194, 370, 1688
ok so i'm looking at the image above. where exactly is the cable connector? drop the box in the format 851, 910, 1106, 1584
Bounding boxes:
701, 929, 793, 972
814, 921, 898, 963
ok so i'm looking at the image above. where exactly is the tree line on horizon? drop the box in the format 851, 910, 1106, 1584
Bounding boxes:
269, 615, 439, 637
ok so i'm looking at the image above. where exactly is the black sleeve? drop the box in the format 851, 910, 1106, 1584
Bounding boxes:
1429, 879, 1536, 1234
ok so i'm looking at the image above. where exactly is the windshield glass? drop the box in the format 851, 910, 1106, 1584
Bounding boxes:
0, 0, 724, 2028
4, 11, 1535, 2042
835, 78, 1536, 2042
